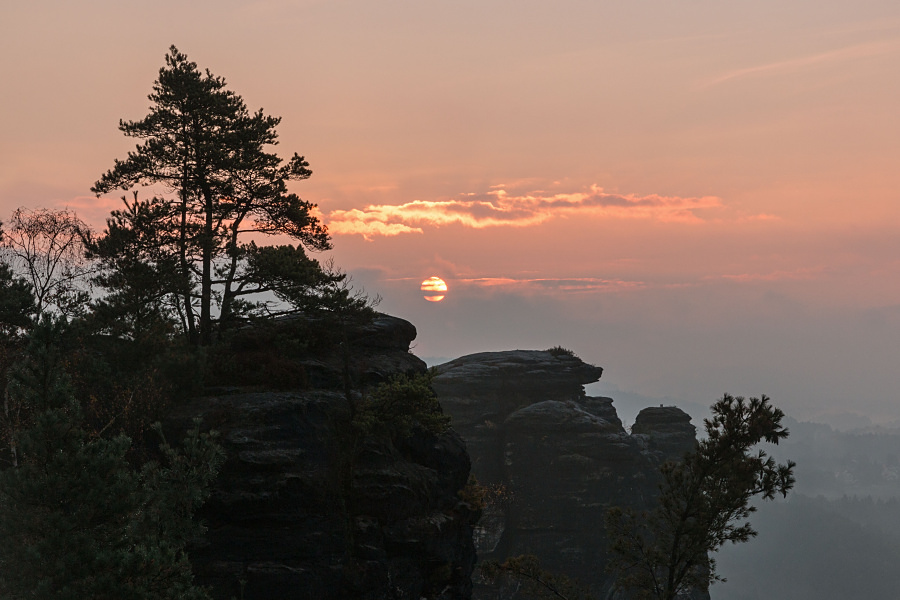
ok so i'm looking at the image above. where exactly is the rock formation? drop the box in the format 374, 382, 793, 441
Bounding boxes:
166, 315, 479, 600
432, 350, 699, 598
164, 320, 703, 599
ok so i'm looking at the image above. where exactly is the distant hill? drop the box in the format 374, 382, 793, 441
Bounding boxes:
716, 416, 900, 598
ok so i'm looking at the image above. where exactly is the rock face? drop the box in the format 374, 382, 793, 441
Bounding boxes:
166, 315, 478, 600
282, 313, 428, 390
432, 350, 698, 598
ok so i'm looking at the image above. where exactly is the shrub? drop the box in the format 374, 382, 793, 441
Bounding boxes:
546, 345, 576, 358
354, 373, 450, 439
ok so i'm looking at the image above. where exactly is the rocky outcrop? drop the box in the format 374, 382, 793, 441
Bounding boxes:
237, 314, 425, 389
631, 406, 698, 459
432, 350, 698, 598
166, 315, 478, 600
311, 313, 428, 388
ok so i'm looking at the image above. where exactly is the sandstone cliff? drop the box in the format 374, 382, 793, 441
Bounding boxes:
432, 350, 699, 598
165, 322, 702, 599
166, 315, 478, 600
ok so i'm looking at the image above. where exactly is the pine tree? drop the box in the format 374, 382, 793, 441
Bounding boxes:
92, 46, 329, 345
606, 394, 796, 600
85, 193, 185, 345
0, 319, 223, 599
0, 261, 35, 338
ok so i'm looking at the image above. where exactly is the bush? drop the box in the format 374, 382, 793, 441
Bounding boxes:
458, 474, 488, 511
354, 373, 450, 439
546, 345, 576, 358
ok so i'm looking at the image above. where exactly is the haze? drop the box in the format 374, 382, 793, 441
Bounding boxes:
3, 0, 900, 431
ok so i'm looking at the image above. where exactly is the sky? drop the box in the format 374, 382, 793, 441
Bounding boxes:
3, 1, 900, 426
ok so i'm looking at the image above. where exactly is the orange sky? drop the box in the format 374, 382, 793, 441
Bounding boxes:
3, 1, 900, 429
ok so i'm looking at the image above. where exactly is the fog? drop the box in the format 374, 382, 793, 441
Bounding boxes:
713, 417, 900, 599
402, 276, 900, 597
362, 266, 900, 427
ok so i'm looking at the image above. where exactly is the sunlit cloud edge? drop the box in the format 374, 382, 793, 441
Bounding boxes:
327, 185, 724, 240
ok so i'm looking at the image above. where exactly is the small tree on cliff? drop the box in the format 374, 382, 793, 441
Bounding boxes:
606, 394, 795, 600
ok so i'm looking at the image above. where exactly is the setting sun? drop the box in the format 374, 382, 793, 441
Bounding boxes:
421, 276, 448, 302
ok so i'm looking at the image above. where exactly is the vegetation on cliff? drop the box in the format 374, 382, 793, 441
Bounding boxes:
90, 46, 331, 346
464, 393, 794, 600
0, 46, 387, 599
606, 394, 796, 600
354, 372, 450, 439
0, 318, 224, 599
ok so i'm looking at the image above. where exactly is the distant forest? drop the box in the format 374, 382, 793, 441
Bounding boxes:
715, 418, 900, 599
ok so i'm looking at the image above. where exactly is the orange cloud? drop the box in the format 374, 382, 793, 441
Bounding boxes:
326, 210, 423, 239
458, 276, 646, 293
735, 213, 781, 223
327, 185, 722, 239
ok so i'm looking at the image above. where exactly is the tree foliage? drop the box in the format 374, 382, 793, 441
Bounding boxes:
215, 242, 341, 319
91, 46, 330, 345
606, 394, 796, 600
84, 193, 185, 345
0, 320, 223, 599
480, 554, 593, 600
0, 262, 35, 338
354, 372, 450, 440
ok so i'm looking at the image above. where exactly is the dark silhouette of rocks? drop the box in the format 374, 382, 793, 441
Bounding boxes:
631, 405, 699, 459
433, 350, 699, 598
288, 313, 428, 389
166, 315, 478, 600
165, 324, 704, 599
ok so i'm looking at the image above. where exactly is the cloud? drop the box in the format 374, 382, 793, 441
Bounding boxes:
378, 275, 647, 295
716, 267, 823, 283
327, 185, 723, 239
440, 276, 647, 294
705, 40, 900, 87
457, 276, 646, 293
735, 213, 781, 223
326, 210, 424, 238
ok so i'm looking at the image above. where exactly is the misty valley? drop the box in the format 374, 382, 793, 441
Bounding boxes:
714, 417, 900, 599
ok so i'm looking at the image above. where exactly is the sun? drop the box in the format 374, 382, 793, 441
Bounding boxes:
421, 276, 448, 302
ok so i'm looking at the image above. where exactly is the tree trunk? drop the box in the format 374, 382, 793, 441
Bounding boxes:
200, 186, 214, 346
4, 389, 17, 468
179, 143, 197, 345
218, 218, 244, 326
179, 187, 197, 345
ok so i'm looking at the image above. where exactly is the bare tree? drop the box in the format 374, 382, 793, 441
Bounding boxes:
1, 207, 92, 320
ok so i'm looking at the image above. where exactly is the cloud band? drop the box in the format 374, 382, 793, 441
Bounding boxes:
327, 185, 722, 239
